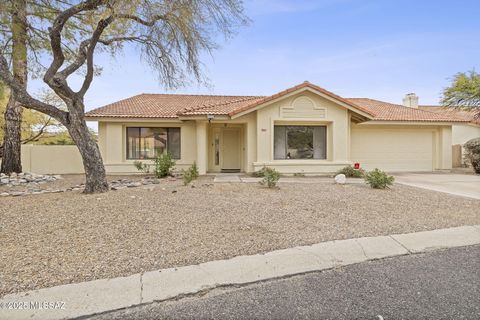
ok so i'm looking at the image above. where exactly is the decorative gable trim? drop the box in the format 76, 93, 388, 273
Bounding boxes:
280, 96, 327, 119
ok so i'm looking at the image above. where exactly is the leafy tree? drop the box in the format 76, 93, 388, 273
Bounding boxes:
441, 70, 480, 119
0, 0, 120, 174
0, 86, 59, 147
0, 1, 87, 173
0, 0, 248, 193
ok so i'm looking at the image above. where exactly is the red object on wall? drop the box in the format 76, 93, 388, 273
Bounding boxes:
354, 163, 360, 169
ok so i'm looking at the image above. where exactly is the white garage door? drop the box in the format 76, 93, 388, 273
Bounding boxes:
351, 128, 434, 171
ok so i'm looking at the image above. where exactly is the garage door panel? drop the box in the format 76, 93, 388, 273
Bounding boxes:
351, 129, 434, 171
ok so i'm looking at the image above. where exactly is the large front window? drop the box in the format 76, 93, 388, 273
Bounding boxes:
127, 127, 180, 159
274, 125, 326, 160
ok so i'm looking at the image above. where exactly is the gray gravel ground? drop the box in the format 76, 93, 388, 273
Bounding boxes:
90, 245, 480, 320
0, 175, 479, 297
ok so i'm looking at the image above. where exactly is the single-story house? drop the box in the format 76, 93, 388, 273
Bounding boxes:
85, 81, 473, 175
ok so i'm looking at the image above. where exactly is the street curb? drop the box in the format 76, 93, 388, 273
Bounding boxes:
1, 225, 479, 320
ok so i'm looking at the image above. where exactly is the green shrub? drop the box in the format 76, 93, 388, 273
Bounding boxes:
154, 152, 176, 178
190, 162, 200, 179
364, 168, 394, 189
251, 166, 267, 177
337, 165, 365, 178
464, 137, 480, 174
182, 162, 200, 186
133, 153, 176, 177
260, 167, 280, 188
133, 160, 150, 174
182, 169, 194, 186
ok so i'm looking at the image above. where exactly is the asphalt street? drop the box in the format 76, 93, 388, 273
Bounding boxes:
88, 245, 480, 320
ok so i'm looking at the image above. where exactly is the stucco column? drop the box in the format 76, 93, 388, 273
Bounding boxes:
105, 123, 123, 164
196, 121, 208, 175
439, 126, 452, 170
245, 118, 257, 173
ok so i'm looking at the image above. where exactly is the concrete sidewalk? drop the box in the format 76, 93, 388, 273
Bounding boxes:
1, 225, 479, 320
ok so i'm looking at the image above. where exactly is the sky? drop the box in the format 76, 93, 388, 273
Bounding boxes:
30, 0, 480, 119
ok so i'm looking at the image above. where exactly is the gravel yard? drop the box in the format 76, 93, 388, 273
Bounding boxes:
0, 175, 479, 297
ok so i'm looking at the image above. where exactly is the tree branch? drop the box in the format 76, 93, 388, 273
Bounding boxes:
58, 35, 140, 79
43, 0, 105, 98
21, 116, 54, 144
78, 15, 114, 97
115, 13, 166, 27
58, 39, 90, 77
0, 55, 68, 124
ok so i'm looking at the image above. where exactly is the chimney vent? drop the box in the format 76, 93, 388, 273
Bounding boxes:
403, 93, 418, 108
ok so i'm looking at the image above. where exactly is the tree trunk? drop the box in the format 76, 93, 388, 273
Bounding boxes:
1, 95, 23, 173
66, 106, 109, 193
1, 0, 27, 174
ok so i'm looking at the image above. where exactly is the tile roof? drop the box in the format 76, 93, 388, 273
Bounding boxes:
418, 105, 480, 125
86, 94, 264, 119
85, 82, 470, 123
179, 96, 265, 115
227, 81, 375, 117
347, 98, 469, 122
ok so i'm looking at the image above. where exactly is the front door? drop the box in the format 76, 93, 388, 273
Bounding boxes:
222, 128, 240, 171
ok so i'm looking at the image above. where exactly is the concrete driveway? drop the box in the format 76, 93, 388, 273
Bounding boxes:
394, 173, 480, 200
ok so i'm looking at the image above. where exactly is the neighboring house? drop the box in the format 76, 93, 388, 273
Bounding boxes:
85, 82, 469, 175
418, 105, 480, 145
417, 105, 480, 167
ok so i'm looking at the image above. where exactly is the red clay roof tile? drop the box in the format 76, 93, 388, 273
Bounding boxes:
418, 105, 480, 125
85, 82, 470, 123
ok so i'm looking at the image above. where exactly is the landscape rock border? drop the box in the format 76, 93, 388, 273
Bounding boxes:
0, 174, 173, 197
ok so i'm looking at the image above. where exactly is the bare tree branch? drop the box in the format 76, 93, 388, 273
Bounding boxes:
21, 116, 53, 144
115, 13, 166, 27
43, 0, 106, 99
0, 55, 68, 124
78, 15, 114, 97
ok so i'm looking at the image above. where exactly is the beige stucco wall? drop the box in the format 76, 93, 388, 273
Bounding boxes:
451, 123, 480, 167
18, 144, 84, 174
252, 91, 350, 174
452, 124, 480, 145
351, 124, 452, 171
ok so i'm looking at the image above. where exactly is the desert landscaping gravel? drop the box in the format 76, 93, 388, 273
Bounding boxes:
0, 175, 479, 296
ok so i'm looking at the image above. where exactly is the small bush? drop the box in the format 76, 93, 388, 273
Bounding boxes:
133, 160, 150, 174
260, 167, 280, 188
464, 137, 480, 174
133, 153, 176, 178
364, 168, 394, 189
182, 169, 194, 186
337, 165, 365, 178
182, 162, 200, 186
251, 167, 267, 177
190, 162, 200, 179
154, 153, 176, 178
